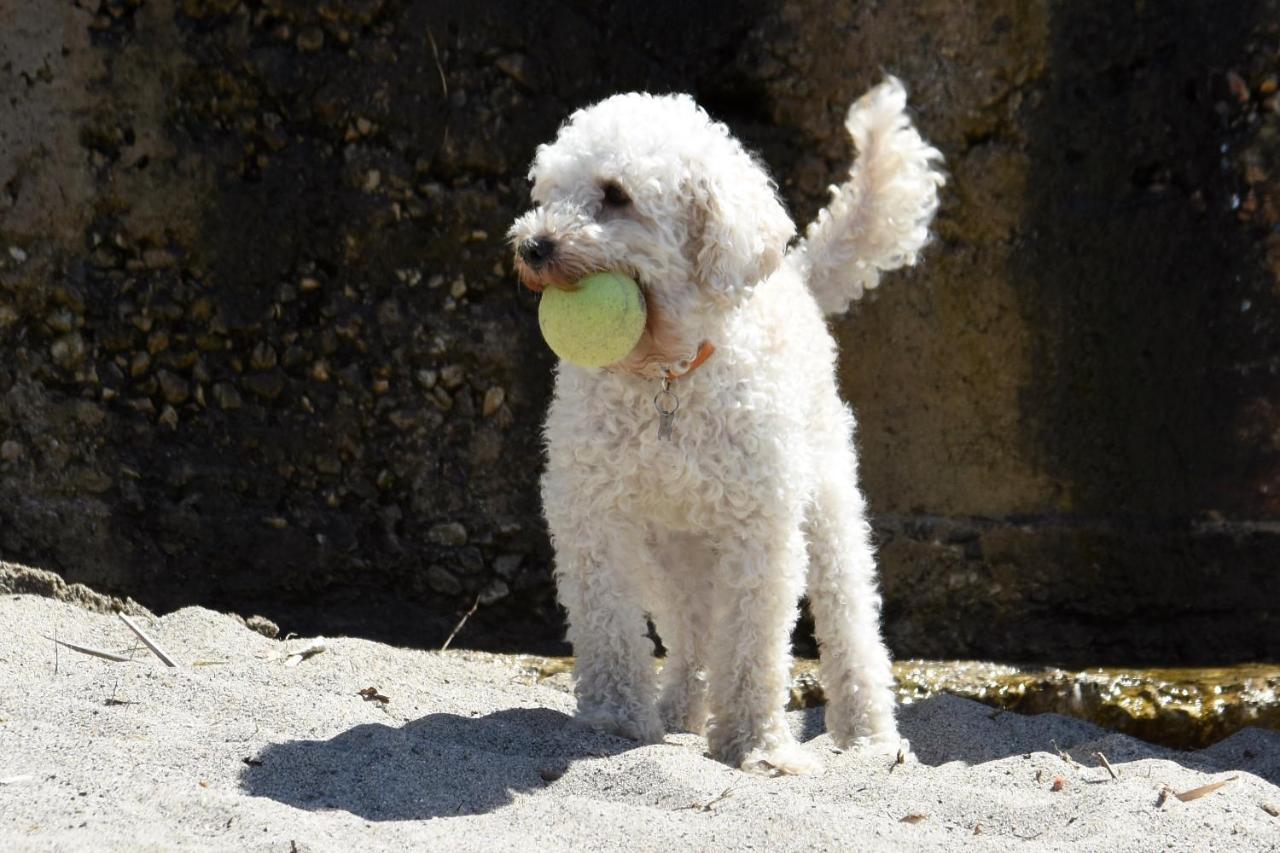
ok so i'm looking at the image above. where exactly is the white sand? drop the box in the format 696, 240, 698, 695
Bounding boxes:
1, 594, 1276, 852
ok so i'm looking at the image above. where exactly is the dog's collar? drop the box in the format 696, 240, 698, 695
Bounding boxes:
652, 340, 715, 441
665, 340, 716, 382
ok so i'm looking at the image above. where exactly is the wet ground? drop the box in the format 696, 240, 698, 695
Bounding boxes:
527, 656, 1280, 750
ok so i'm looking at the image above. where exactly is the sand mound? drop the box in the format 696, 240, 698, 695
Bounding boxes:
1, 595, 1276, 851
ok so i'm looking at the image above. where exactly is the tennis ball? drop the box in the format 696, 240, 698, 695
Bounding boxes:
538, 271, 647, 367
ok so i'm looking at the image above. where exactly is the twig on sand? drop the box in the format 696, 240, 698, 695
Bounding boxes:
284, 640, 327, 666
1093, 751, 1119, 780
0, 775, 34, 785
43, 636, 130, 663
441, 595, 481, 652
118, 614, 177, 667
899, 813, 927, 824
679, 785, 736, 813
104, 676, 137, 706
1051, 740, 1080, 768
1170, 776, 1239, 803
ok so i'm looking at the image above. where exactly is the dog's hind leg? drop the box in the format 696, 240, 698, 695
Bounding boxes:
804, 447, 901, 753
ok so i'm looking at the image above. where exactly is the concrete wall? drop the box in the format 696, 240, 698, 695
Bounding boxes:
2, 0, 1277, 662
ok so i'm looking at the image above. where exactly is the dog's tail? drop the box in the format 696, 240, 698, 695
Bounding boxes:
790, 77, 945, 317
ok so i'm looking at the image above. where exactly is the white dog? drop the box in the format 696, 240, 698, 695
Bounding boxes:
509, 78, 943, 774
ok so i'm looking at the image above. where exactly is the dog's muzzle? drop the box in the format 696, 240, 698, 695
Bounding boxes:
517, 237, 556, 270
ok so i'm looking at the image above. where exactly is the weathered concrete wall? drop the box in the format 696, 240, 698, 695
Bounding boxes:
1, 0, 1277, 663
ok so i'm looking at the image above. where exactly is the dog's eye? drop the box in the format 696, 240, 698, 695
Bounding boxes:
601, 182, 630, 208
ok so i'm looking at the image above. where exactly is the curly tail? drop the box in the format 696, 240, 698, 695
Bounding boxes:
791, 77, 945, 316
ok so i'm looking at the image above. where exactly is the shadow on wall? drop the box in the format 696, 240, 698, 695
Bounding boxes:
912, 0, 1280, 665
1019, 0, 1278, 518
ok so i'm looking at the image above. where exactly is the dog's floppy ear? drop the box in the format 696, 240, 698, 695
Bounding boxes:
688, 149, 796, 298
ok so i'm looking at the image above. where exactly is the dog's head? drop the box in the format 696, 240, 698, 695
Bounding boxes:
508, 93, 795, 376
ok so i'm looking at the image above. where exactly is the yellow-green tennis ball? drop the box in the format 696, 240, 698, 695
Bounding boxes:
538, 272, 646, 368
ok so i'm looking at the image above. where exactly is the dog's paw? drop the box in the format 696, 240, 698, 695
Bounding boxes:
658, 691, 708, 735
574, 705, 664, 744
834, 731, 909, 759
738, 741, 825, 777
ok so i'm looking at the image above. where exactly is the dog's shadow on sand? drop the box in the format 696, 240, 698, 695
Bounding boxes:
241, 707, 637, 821
245, 696, 1279, 819
798, 694, 1280, 786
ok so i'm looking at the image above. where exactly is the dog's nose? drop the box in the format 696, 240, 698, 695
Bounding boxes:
518, 237, 556, 268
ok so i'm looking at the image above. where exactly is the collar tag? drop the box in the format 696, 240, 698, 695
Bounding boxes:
654, 378, 678, 441
653, 341, 714, 441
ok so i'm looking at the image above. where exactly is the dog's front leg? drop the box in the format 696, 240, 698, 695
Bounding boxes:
706, 522, 821, 775
553, 519, 664, 745
648, 532, 714, 735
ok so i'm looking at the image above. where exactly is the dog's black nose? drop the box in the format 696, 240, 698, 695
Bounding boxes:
518, 237, 556, 268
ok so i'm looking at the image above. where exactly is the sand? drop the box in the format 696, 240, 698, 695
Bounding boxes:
1, 594, 1277, 852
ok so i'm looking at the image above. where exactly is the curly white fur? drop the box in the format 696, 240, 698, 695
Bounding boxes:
795, 77, 946, 315
508, 78, 944, 774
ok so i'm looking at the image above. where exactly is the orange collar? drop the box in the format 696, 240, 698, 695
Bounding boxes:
665, 341, 716, 382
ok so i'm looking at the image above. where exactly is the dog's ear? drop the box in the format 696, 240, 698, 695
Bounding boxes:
688, 151, 795, 298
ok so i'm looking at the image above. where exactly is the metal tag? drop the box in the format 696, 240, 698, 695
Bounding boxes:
653, 380, 679, 441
